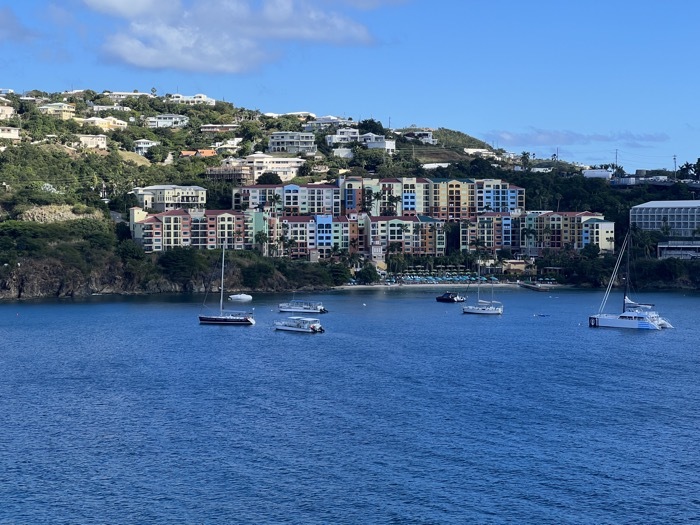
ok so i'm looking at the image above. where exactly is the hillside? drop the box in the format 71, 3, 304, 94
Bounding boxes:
0, 87, 697, 298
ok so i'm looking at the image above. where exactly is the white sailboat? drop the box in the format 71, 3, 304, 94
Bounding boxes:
588, 231, 672, 330
199, 243, 255, 326
463, 261, 503, 315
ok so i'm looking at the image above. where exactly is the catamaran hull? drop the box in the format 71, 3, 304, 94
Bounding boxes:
588, 314, 671, 330
274, 325, 324, 333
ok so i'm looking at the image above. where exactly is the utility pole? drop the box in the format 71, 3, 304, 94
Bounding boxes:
673, 154, 677, 179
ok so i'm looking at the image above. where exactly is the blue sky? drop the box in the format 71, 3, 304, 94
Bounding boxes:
2, 0, 699, 172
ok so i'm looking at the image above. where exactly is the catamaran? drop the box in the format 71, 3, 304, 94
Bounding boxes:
588, 231, 672, 330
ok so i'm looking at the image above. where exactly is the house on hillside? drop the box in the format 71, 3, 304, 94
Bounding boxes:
104, 91, 154, 102
180, 149, 217, 158
134, 139, 160, 156
0, 127, 20, 141
167, 93, 216, 106
131, 184, 207, 212
326, 128, 360, 146
359, 133, 396, 155
0, 105, 16, 120
205, 153, 306, 184
79, 116, 128, 131
268, 131, 317, 155
402, 129, 438, 145
303, 115, 355, 131
38, 102, 75, 120
76, 134, 108, 149
144, 114, 190, 129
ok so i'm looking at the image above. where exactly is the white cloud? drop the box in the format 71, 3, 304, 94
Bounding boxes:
82, 0, 181, 19
327, 0, 410, 9
82, 0, 377, 73
483, 128, 669, 148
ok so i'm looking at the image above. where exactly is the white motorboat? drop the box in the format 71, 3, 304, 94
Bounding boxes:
199, 244, 255, 326
278, 299, 328, 314
228, 293, 253, 302
274, 316, 325, 333
588, 231, 672, 330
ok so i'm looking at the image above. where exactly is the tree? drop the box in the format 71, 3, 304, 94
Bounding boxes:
358, 119, 385, 136
355, 263, 380, 284
267, 193, 282, 215
297, 162, 312, 178
145, 144, 169, 163
256, 172, 282, 185
521, 227, 537, 256
254, 231, 269, 255
520, 151, 532, 172
580, 243, 600, 259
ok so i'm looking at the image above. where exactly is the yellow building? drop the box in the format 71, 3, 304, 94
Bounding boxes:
37, 102, 76, 120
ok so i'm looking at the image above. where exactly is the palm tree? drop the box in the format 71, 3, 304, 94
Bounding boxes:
268, 193, 282, 216
542, 225, 552, 249
233, 228, 244, 249
521, 227, 537, 256
254, 231, 269, 256
372, 191, 383, 215
360, 190, 374, 214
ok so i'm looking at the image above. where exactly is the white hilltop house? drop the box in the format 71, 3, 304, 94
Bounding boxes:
167, 93, 216, 106
401, 128, 438, 145
103, 91, 154, 102
360, 133, 396, 155
268, 131, 317, 155
76, 134, 108, 149
134, 139, 161, 156
303, 115, 355, 131
326, 128, 360, 146
144, 114, 190, 129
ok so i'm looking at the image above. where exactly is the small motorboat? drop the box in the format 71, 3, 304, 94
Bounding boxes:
274, 316, 325, 333
435, 291, 465, 303
278, 299, 328, 313
228, 293, 253, 302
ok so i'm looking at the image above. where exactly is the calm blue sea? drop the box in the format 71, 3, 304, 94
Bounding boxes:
1, 286, 699, 524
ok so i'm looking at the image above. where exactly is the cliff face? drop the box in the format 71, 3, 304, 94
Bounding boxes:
0, 259, 183, 300
0, 257, 300, 300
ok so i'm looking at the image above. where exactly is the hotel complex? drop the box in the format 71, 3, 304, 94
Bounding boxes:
129, 177, 617, 260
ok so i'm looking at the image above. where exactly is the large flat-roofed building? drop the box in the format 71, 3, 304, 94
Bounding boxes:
131, 185, 207, 212
207, 153, 306, 184
268, 131, 317, 155
630, 200, 700, 237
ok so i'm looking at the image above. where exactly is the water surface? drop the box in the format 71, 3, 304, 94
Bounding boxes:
1, 287, 698, 523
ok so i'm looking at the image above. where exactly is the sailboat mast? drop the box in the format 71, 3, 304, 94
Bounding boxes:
623, 231, 631, 313
219, 241, 226, 313
476, 259, 481, 302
